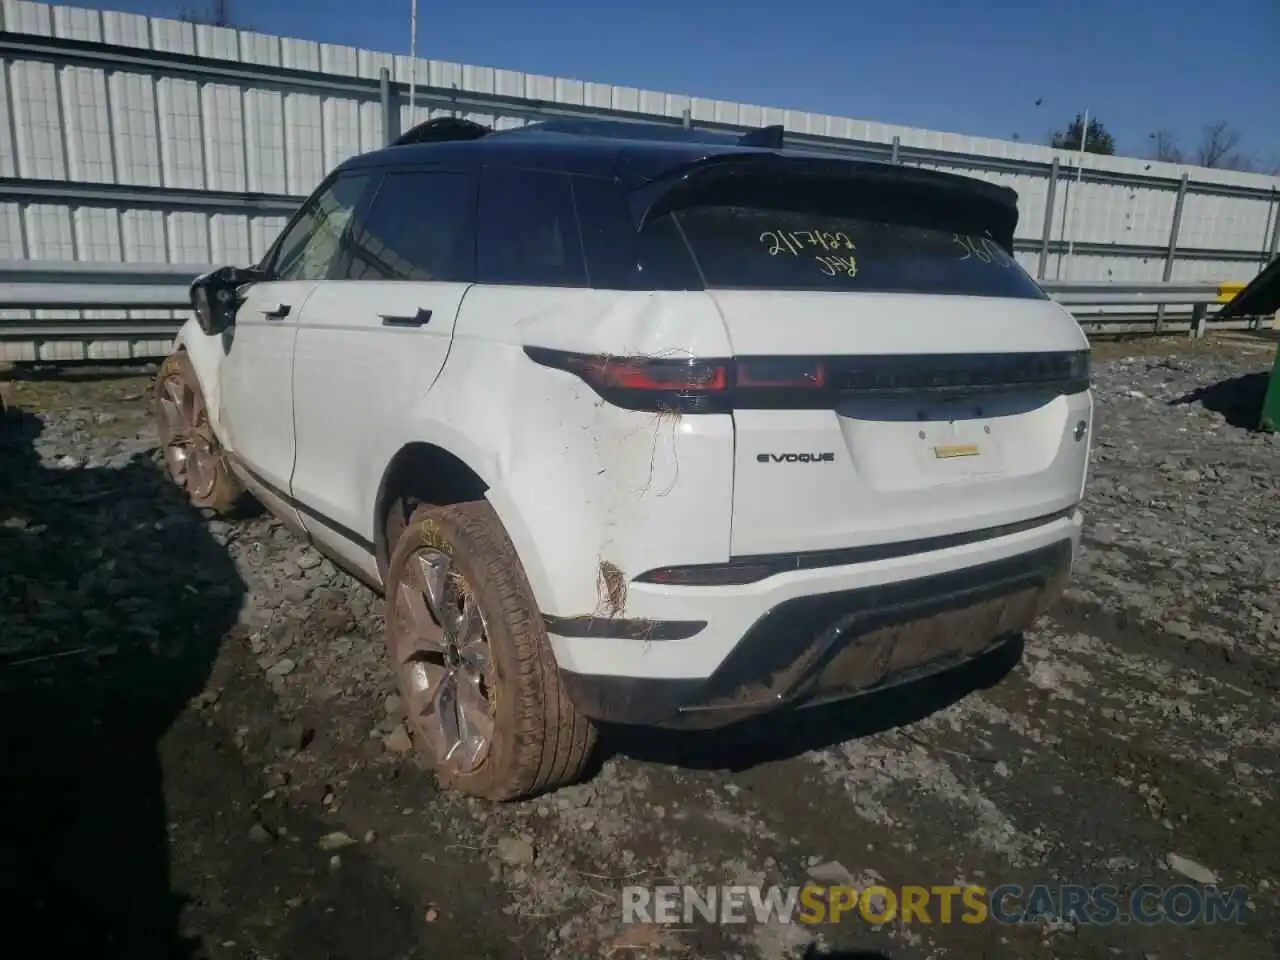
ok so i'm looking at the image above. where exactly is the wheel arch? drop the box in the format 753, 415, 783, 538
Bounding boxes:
373, 441, 493, 582
172, 320, 228, 440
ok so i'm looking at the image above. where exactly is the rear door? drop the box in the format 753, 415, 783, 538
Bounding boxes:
668, 182, 1092, 557
289, 166, 478, 571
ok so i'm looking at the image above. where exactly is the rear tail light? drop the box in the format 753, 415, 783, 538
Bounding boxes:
524, 347, 732, 413
524, 348, 1091, 413
523, 349, 829, 413
566, 354, 728, 391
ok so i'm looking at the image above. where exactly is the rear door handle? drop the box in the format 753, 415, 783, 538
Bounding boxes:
380, 308, 432, 328
262, 303, 291, 320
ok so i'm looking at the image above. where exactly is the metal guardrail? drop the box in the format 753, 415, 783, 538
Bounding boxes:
1, 28, 1278, 294
0, 262, 1273, 364
1039, 280, 1237, 306
0, 261, 197, 310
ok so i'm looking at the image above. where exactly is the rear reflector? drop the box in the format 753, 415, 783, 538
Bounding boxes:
633, 563, 778, 586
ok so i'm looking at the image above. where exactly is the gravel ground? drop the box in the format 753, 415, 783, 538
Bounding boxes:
0, 335, 1277, 960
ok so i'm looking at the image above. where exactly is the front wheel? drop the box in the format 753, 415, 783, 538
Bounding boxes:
153, 352, 245, 514
384, 501, 597, 800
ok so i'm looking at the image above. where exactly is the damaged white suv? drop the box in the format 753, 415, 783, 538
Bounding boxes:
156, 117, 1092, 800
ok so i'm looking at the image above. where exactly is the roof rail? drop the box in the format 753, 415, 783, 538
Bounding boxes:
392, 117, 491, 146
738, 124, 785, 149
388, 116, 787, 150
507, 118, 738, 145
504, 117, 787, 149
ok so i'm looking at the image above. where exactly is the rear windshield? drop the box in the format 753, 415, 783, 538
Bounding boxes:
672, 205, 1047, 299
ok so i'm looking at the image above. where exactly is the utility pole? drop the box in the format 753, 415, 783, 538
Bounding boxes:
1063, 108, 1088, 278
408, 0, 418, 121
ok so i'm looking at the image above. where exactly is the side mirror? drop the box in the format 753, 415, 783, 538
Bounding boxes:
190, 265, 266, 336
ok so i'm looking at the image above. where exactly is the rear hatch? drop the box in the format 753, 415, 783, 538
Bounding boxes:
658, 154, 1091, 557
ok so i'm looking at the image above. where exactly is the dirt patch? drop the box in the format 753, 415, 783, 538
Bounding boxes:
596, 559, 627, 617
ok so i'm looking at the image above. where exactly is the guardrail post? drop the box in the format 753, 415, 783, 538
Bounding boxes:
380, 67, 397, 146
682, 108, 691, 130
891, 136, 901, 165
1190, 302, 1208, 340
1269, 190, 1280, 260
1156, 172, 1190, 334
1261, 342, 1280, 432
1039, 158, 1059, 280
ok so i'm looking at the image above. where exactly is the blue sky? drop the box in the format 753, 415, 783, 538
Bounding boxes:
77, 0, 1280, 166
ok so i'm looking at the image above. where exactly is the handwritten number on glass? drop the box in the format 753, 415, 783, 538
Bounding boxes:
816, 255, 858, 278
759, 230, 855, 257
759, 229, 858, 278
952, 233, 1012, 267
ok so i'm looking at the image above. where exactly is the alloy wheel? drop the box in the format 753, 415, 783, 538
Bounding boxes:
390, 547, 496, 772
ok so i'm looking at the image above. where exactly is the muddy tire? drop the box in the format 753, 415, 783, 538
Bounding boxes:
153, 352, 245, 515
385, 501, 597, 800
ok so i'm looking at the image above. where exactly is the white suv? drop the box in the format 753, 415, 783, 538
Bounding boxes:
156, 117, 1092, 800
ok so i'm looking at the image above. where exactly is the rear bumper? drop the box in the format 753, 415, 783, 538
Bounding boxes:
554, 513, 1078, 729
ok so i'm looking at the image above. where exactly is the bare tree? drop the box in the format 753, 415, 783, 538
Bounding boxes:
1147, 128, 1183, 164
1195, 121, 1251, 170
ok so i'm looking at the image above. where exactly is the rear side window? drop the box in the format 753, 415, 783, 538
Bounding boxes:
478, 168, 586, 286
339, 170, 476, 282
673, 204, 1048, 299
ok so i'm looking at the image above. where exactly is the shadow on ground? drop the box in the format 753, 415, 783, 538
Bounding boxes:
0, 405, 244, 957
607, 636, 1022, 772
1168, 371, 1268, 429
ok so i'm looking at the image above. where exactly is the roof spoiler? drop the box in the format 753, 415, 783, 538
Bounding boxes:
1216, 255, 1280, 321
625, 153, 1021, 249
392, 117, 491, 146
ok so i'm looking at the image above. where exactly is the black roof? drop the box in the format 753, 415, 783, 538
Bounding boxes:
342, 118, 1004, 192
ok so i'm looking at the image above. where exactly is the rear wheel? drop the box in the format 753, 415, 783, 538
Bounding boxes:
384, 501, 597, 800
153, 352, 244, 514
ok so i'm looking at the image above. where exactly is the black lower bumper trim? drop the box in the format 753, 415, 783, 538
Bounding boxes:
559, 539, 1073, 729
635, 505, 1078, 584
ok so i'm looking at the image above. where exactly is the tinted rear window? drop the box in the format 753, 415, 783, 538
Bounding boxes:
673, 205, 1047, 299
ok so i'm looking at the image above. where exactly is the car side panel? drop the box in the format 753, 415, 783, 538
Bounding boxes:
365, 286, 737, 618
